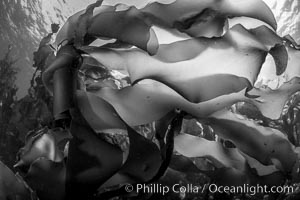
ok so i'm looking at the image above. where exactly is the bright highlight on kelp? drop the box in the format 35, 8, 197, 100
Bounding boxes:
1, 0, 300, 200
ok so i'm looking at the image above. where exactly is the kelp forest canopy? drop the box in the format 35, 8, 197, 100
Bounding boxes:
1, 0, 300, 200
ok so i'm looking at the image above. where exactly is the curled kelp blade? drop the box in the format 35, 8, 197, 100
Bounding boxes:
54, 5, 115, 48
141, 0, 276, 36
170, 132, 285, 188
77, 80, 248, 127
85, 24, 267, 103
249, 25, 288, 75
87, 6, 159, 55
55, 3, 159, 54
153, 25, 281, 65
174, 133, 246, 170
205, 110, 297, 172
0, 161, 33, 200
54, 0, 276, 51
81, 24, 295, 125
73, 0, 104, 46
85, 24, 288, 95
174, 133, 280, 175
247, 77, 300, 120
255, 35, 300, 87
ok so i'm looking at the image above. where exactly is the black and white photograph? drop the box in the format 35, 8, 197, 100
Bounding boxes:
0, 0, 300, 199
